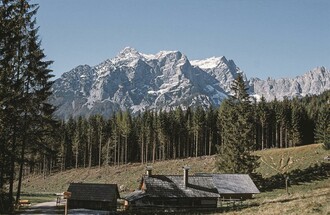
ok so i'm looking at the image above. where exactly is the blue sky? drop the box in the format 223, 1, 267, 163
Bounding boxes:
31, 0, 330, 79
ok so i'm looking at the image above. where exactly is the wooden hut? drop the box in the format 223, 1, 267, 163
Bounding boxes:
67, 183, 120, 211
123, 167, 259, 210
124, 175, 219, 210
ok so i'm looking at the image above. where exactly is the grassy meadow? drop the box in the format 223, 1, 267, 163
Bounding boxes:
18, 144, 330, 214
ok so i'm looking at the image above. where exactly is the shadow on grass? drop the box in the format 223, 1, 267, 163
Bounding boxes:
252, 162, 330, 192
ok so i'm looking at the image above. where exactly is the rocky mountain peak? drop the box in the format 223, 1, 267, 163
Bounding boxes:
118, 46, 140, 57
50, 48, 330, 119
110, 47, 142, 67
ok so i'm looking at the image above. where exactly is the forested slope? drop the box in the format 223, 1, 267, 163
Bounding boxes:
33, 90, 329, 175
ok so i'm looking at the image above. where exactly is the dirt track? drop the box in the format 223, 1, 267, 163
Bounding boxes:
17, 200, 113, 215
18, 200, 64, 215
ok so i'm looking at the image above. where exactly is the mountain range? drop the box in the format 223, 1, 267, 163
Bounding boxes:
50, 47, 330, 119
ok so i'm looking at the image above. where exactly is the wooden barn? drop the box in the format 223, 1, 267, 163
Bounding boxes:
123, 167, 259, 210
67, 183, 120, 211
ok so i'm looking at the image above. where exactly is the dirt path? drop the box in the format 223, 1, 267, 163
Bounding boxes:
17, 200, 113, 214
18, 199, 64, 215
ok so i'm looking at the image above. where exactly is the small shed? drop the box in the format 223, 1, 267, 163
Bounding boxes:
67, 183, 120, 211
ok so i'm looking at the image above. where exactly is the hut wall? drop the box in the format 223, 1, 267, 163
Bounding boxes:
220, 193, 253, 200
68, 199, 117, 211
132, 197, 218, 209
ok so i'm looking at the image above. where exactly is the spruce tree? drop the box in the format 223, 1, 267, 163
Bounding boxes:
257, 96, 269, 150
290, 100, 305, 147
192, 106, 205, 157
315, 106, 330, 149
217, 73, 258, 174
174, 107, 185, 158
206, 107, 217, 155
0, 0, 56, 210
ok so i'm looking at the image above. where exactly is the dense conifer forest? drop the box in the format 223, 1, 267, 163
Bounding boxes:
50, 89, 329, 173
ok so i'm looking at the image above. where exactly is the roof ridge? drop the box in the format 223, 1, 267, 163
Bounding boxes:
144, 174, 213, 177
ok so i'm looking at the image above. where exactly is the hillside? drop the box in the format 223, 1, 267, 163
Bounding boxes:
255, 143, 328, 177
20, 155, 217, 194
19, 144, 330, 214
20, 144, 329, 192
221, 178, 330, 215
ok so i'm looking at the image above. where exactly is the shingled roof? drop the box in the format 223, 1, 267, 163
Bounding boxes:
198, 174, 260, 194
67, 183, 120, 202
212, 174, 260, 194
141, 175, 219, 198
135, 173, 259, 199
124, 190, 148, 202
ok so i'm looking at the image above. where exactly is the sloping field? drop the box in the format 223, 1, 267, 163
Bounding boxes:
20, 144, 328, 193
21, 155, 217, 194
19, 144, 330, 214
223, 178, 330, 215
255, 143, 329, 178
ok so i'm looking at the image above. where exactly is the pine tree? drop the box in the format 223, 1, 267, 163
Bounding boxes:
185, 107, 194, 157
290, 100, 305, 147
205, 107, 217, 156
157, 110, 168, 160
151, 111, 158, 162
257, 96, 269, 150
0, 0, 56, 210
174, 107, 185, 158
217, 73, 258, 174
0, 1, 27, 207
73, 128, 80, 169
192, 106, 205, 157
97, 115, 105, 168
315, 105, 330, 149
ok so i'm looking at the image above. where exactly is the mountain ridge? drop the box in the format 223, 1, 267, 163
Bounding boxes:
50, 48, 330, 119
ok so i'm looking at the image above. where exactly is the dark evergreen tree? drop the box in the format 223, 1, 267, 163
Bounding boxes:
217, 73, 258, 174
174, 107, 184, 158
290, 100, 306, 147
257, 96, 269, 150
0, 0, 56, 211
205, 107, 218, 155
315, 105, 330, 149
192, 106, 205, 157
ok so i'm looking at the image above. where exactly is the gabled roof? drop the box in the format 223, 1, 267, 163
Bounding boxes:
207, 174, 260, 194
141, 175, 219, 198
67, 183, 120, 202
137, 173, 259, 199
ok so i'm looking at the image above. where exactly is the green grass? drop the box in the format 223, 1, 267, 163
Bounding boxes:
221, 177, 330, 215
19, 155, 217, 194
255, 144, 328, 178
18, 192, 57, 205
17, 143, 330, 214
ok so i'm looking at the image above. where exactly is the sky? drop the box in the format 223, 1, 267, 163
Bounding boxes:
30, 0, 330, 80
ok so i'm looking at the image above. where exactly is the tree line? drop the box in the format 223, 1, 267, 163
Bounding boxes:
51, 87, 329, 173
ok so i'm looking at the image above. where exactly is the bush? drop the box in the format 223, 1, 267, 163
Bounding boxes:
0, 192, 14, 214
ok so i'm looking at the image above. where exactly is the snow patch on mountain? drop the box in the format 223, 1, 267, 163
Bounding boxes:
191, 56, 224, 69
50, 48, 330, 119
